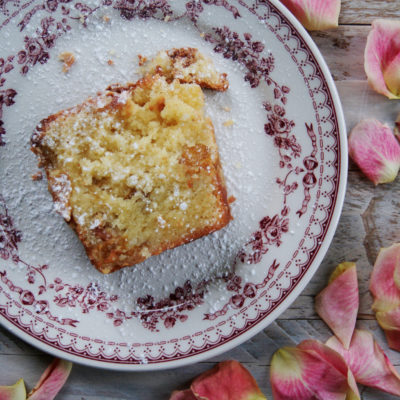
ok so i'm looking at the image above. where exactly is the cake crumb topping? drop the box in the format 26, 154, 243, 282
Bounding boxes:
58, 52, 76, 73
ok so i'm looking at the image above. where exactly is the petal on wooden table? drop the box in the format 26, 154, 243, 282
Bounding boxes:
370, 243, 400, 310
279, 0, 341, 31
191, 360, 266, 400
315, 262, 358, 349
0, 378, 26, 400
169, 389, 197, 400
365, 19, 400, 99
270, 340, 360, 400
27, 358, 72, 400
349, 120, 400, 185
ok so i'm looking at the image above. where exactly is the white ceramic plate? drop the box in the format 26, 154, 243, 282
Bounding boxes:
0, 0, 347, 370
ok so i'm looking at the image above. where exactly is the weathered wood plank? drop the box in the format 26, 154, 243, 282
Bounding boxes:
2, 319, 400, 399
336, 80, 400, 132
339, 0, 400, 25
310, 26, 368, 82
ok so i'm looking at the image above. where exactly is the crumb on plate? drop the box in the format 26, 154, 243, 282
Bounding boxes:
58, 51, 76, 73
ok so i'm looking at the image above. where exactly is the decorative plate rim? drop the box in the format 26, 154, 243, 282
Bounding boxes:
0, 0, 347, 371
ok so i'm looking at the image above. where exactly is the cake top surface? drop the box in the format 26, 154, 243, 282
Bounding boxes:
32, 72, 230, 272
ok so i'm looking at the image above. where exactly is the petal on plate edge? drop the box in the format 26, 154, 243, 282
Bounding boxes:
27, 358, 72, 400
315, 262, 359, 348
279, 0, 341, 31
270, 340, 360, 400
370, 243, 400, 311
364, 19, 400, 99
327, 330, 400, 396
348, 120, 400, 185
0, 378, 26, 400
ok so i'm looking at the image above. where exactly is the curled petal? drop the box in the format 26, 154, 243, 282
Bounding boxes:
376, 307, 400, 352
349, 119, 400, 185
27, 358, 72, 400
383, 52, 400, 97
169, 389, 197, 400
270, 340, 360, 400
327, 330, 400, 396
370, 243, 400, 311
395, 112, 400, 138
0, 378, 26, 400
365, 19, 400, 99
191, 360, 266, 400
315, 262, 358, 348
279, 0, 341, 31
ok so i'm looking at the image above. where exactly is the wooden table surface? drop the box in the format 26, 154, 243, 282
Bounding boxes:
1, 1, 400, 399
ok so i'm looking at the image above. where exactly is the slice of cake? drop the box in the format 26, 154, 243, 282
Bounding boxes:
31, 73, 231, 274
140, 47, 229, 91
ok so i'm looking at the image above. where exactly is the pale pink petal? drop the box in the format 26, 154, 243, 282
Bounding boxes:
395, 113, 400, 138
298, 341, 360, 398
191, 360, 266, 400
315, 262, 358, 348
370, 243, 400, 311
349, 119, 400, 185
0, 379, 26, 400
376, 307, 400, 352
27, 359, 72, 400
383, 53, 400, 98
327, 330, 400, 395
169, 389, 197, 400
279, 0, 341, 31
365, 19, 400, 99
270, 340, 360, 400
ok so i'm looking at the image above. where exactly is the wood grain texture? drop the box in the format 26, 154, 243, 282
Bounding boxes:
340, 0, 400, 25
310, 27, 368, 81
2, 1, 400, 399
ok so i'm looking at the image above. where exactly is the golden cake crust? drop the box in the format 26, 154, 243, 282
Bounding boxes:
32, 73, 231, 274
140, 47, 229, 91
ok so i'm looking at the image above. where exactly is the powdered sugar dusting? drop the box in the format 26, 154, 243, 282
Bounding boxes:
0, 0, 344, 366
50, 174, 72, 221
0, 3, 286, 337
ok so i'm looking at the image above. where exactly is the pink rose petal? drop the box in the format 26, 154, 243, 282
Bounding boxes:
383, 52, 400, 97
315, 262, 358, 349
365, 19, 400, 99
376, 307, 400, 352
169, 389, 197, 400
0, 378, 26, 400
370, 243, 400, 311
395, 113, 400, 138
370, 244, 400, 351
279, 0, 341, 31
349, 119, 400, 185
270, 340, 360, 400
27, 358, 72, 400
191, 360, 266, 400
327, 330, 400, 396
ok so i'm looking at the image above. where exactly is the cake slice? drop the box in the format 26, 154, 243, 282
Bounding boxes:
140, 47, 229, 91
31, 73, 231, 274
